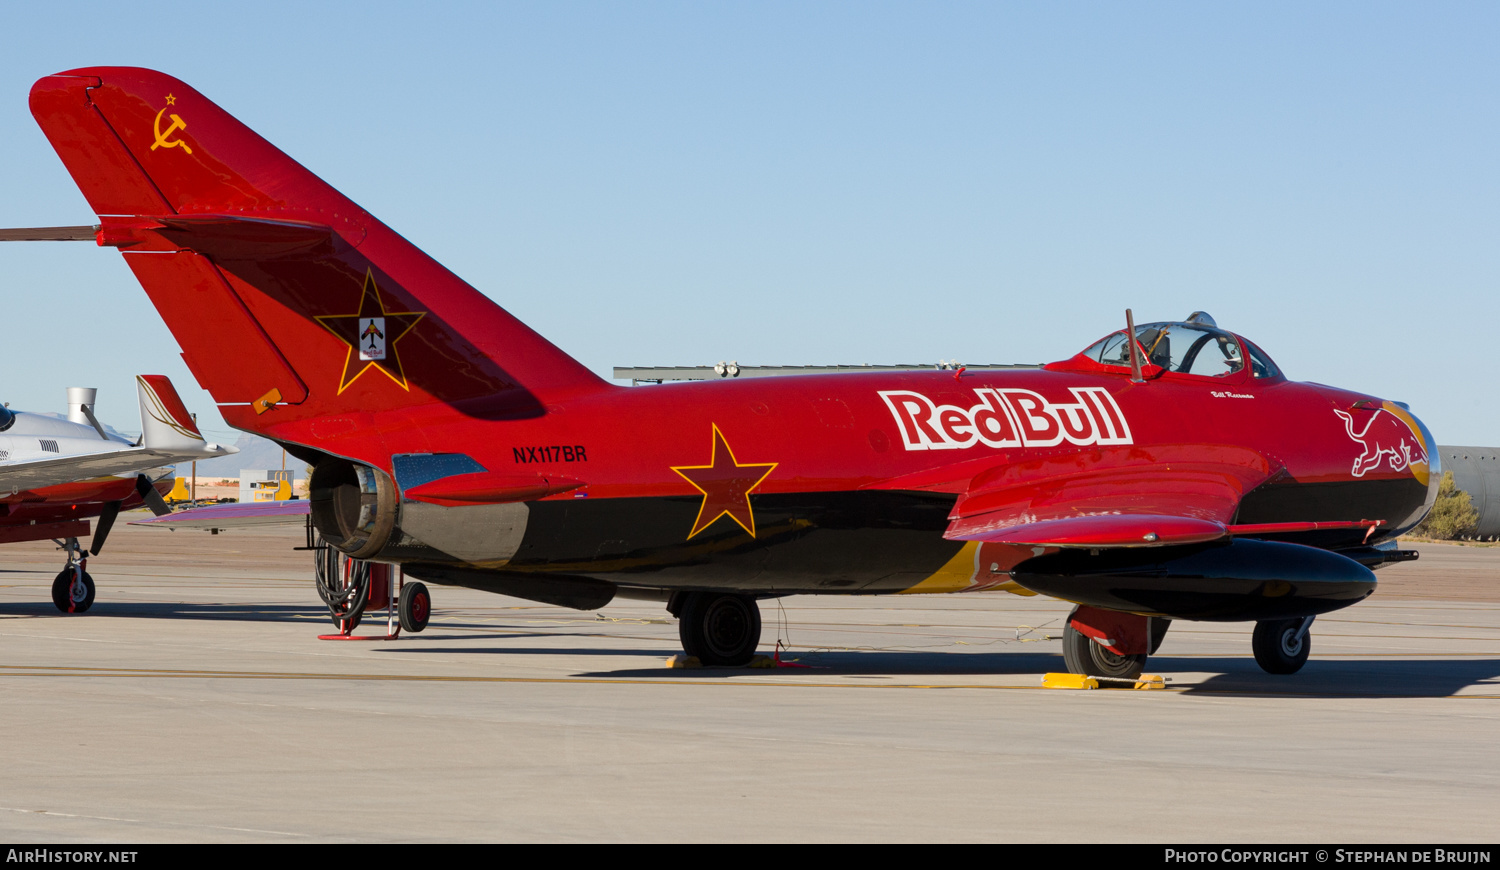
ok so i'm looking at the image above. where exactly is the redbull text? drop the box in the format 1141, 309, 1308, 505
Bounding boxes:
879, 387, 1132, 451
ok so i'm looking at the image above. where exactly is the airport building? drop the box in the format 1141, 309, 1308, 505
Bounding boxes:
1436, 446, 1500, 539
238, 469, 296, 504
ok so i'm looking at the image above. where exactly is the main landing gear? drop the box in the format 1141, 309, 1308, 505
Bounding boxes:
1061, 605, 1168, 680
50, 537, 95, 614
669, 592, 763, 666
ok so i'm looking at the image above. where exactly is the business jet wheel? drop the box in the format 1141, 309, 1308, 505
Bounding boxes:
51, 568, 95, 614
1061, 621, 1145, 679
1252, 617, 1311, 674
678, 592, 761, 666
398, 581, 431, 633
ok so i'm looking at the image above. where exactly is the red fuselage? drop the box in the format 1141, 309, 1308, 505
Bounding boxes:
245, 360, 1435, 597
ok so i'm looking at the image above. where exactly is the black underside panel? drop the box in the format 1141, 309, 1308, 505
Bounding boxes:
1235, 478, 1428, 546
509, 490, 965, 592
389, 477, 1423, 603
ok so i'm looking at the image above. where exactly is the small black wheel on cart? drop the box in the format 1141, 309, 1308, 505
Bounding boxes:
399, 581, 431, 633
52, 568, 95, 614
1252, 617, 1312, 674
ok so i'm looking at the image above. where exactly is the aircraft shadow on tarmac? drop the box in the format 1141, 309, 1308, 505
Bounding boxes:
1169, 657, 1500, 698
389, 645, 690, 659
6, 604, 1495, 695
389, 647, 1074, 677
636, 650, 1069, 678
390, 643, 1500, 695
586, 654, 1500, 694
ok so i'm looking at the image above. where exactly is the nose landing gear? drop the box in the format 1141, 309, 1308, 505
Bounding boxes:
1252, 616, 1314, 674
50, 537, 94, 614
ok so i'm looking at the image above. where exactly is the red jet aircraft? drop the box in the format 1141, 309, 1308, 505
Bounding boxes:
20, 67, 1438, 676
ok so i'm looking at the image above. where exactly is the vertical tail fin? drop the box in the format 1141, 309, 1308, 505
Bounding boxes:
136, 374, 208, 452
31, 67, 608, 439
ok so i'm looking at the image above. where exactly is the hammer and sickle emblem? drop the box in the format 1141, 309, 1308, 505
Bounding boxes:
151, 107, 193, 154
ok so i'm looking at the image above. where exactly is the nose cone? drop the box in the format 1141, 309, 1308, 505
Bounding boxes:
1325, 388, 1440, 541
1368, 401, 1440, 536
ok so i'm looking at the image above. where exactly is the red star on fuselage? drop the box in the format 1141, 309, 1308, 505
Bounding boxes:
671, 425, 778, 539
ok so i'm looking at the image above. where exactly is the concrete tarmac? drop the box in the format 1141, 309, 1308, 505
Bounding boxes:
0, 523, 1496, 842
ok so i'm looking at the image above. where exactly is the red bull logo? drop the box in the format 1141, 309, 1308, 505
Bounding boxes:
879, 387, 1132, 451
1334, 402, 1431, 483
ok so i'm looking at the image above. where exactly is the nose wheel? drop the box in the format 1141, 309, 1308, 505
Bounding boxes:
1252, 616, 1313, 674
50, 537, 94, 613
51, 566, 95, 613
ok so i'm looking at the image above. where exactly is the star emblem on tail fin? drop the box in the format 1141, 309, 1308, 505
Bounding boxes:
315, 269, 425, 393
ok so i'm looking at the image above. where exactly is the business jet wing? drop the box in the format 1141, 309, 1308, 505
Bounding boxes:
0, 375, 235, 495
130, 499, 310, 531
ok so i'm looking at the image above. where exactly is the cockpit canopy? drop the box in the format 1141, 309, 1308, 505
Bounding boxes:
1059, 313, 1283, 380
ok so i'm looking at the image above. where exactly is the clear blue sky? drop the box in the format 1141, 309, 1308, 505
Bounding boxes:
2, 2, 1495, 443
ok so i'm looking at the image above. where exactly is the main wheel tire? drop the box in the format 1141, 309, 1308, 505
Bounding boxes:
51, 568, 95, 614
677, 592, 761, 666
1061, 621, 1146, 679
398, 581, 431, 633
1252, 618, 1311, 674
